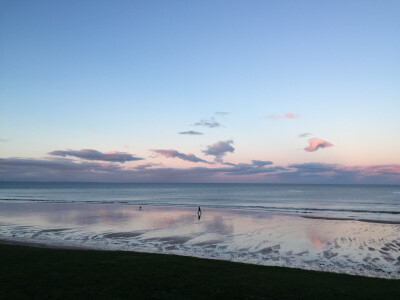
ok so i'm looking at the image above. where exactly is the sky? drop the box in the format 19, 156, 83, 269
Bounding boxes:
1, 0, 399, 183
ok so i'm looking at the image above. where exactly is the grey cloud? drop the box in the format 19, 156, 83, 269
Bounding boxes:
48, 149, 143, 163
298, 133, 311, 138
220, 161, 236, 167
203, 140, 235, 162
194, 118, 221, 128
215, 112, 229, 115
134, 163, 163, 170
151, 149, 210, 164
179, 131, 203, 135
134, 164, 151, 170
0, 139, 7, 142
0, 157, 122, 172
288, 162, 338, 172
252, 160, 273, 167
221, 163, 288, 176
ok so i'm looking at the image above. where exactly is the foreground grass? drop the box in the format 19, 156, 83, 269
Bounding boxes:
0, 243, 399, 299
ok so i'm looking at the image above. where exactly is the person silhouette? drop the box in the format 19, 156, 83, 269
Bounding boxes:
198, 206, 201, 214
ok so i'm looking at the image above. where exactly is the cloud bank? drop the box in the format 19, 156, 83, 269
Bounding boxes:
48, 149, 143, 163
278, 162, 400, 184
304, 138, 333, 152
1, 156, 400, 184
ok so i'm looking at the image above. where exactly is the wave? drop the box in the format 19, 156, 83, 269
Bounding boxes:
1, 197, 399, 216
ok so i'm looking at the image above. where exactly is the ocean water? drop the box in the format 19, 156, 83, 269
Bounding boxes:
0, 182, 399, 223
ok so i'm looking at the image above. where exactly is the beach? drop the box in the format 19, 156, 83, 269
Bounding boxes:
1, 201, 399, 279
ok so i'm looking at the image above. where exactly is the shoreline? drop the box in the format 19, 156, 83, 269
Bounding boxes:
1, 233, 399, 281
1, 202, 399, 280
1, 238, 399, 282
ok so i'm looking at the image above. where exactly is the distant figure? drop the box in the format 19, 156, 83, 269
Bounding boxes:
198, 206, 202, 214
139, 206, 142, 210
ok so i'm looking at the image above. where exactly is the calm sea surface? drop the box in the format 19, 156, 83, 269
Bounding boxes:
1, 182, 399, 223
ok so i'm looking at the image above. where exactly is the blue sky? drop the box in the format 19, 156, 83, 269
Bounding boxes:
1, 0, 399, 183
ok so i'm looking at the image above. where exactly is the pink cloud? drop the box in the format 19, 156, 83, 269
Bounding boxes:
369, 165, 400, 174
304, 138, 333, 152
284, 113, 297, 119
266, 112, 299, 120
341, 164, 400, 175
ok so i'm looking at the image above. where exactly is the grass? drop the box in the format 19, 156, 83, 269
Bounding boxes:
0, 243, 399, 299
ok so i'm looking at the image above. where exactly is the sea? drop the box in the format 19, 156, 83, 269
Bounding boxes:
1, 182, 399, 278
0, 182, 399, 223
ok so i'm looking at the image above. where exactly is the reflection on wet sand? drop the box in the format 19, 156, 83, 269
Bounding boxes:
0, 202, 399, 279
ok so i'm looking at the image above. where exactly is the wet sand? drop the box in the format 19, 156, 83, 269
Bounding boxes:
0, 202, 399, 279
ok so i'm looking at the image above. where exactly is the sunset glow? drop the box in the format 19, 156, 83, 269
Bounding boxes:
0, 1, 399, 184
